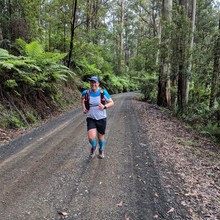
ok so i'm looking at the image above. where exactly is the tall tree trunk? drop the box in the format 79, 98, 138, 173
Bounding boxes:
63, 22, 66, 52
8, 0, 12, 41
48, 23, 51, 51
177, 0, 189, 113
0, 23, 3, 41
67, 0, 78, 68
86, 0, 92, 32
157, 0, 172, 107
152, 0, 159, 37
91, 0, 100, 44
186, 0, 196, 104
210, 13, 220, 109
124, 26, 129, 66
118, 0, 125, 73
152, 0, 160, 77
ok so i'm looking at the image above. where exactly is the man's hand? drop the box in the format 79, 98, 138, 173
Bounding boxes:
99, 103, 105, 110
83, 108, 88, 114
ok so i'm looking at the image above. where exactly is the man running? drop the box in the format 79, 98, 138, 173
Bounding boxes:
81, 76, 114, 158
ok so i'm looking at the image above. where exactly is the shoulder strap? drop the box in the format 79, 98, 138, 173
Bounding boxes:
100, 88, 105, 105
84, 89, 90, 110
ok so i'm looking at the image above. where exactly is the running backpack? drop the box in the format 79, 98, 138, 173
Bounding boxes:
84, 88, 105, 110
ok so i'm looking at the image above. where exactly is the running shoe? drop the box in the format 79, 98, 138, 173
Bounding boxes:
98, 149, 104, 159
90, 147, 96, 158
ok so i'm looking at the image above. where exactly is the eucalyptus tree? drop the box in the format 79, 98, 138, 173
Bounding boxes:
0, 0, 30, 42
167, 0, 197, 112
84, 0, 111, 43
118, 0, 125, 73
157, 0, 172, 107
67, 0, 78, 67
210, 12, 220, 109
42, 0, 72, 52
105, 0, 126, 74
0, 23, 3, 41
125, 0, 159, 74
190, 0, 218, 107
0, 0, 7, 40
176, 0, 187, 112
66, 0, 113, 67
187, 0, 196, 104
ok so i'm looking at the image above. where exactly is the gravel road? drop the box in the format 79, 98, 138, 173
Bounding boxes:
0, 92, 188, 220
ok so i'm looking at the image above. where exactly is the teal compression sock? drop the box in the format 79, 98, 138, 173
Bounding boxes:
89, 138, 97, 148
99, 140, 105, 151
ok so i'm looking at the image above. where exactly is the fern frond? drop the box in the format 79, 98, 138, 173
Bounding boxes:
26, 41, 44, 58
0, 61, 14, 70
0, 49, 17, 60
15, 38, 27, 55
0, 49, 10, 59
42, 52, 67, 62
0, 61, 24, 74
47, 64, 76, 79
52, 72, 67, 81
19, 74, 36, 85
4, 79, 18, 88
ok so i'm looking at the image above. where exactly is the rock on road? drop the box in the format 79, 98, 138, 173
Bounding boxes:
0, 92, 187, 220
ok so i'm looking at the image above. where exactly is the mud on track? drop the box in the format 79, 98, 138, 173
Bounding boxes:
0, 92, 189, 220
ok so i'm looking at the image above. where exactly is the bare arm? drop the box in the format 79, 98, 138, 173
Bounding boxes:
81, 97, 88, 114
99, 98, 114, 110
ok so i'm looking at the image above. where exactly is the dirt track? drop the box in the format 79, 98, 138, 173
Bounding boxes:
0, 92, 189, 220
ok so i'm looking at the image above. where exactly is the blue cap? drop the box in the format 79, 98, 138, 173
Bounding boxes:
90, 76, 99, 82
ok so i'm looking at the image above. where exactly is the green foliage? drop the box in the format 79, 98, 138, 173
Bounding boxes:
140, 38, 159, 73
83, 82, 90, 90
0, 110, 27, 129
10, 114, 26, 128
1, 40, 75, 96
200, 123, 220, 138
108, 75, 124, 93
0, 105, 9, 129
102, 75, 137, 94
15, 38, 27, 55
16, 39, 68, 64
26, 111, 39, 124
4, 80, 18, 89
137, 75, 158, 103
129, 56, 145, 72
74, 41, 112, 77
0, 40, 78, 128
178, 99, 220, 141
26, 41, 44, 58
72, 41, 138, 93
0, 48, 14, 59
1, 0, 219, 140
189, 82, 211, 105
77, 58, 101, 76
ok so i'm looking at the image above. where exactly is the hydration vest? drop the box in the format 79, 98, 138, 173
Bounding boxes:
84, 88, 105, 110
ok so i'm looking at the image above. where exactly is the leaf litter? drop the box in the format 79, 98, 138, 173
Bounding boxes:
133, 100, 220, 219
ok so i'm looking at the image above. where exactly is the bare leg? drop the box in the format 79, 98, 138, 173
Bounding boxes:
98, 133, 105, 158
88, 128, 97, 143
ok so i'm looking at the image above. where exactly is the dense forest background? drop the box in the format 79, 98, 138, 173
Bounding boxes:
0, 0, 220, 141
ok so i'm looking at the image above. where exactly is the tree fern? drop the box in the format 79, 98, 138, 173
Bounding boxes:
0, 61, 14, 70
19, 74, 36, 85
4, 79, 18, 88
15, 38, 27, 56
1, 41, 76, 108
16, 39, 67, 64
42, 52, 67, 62
0, 49, 16, 60
25, 41, 44, 59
